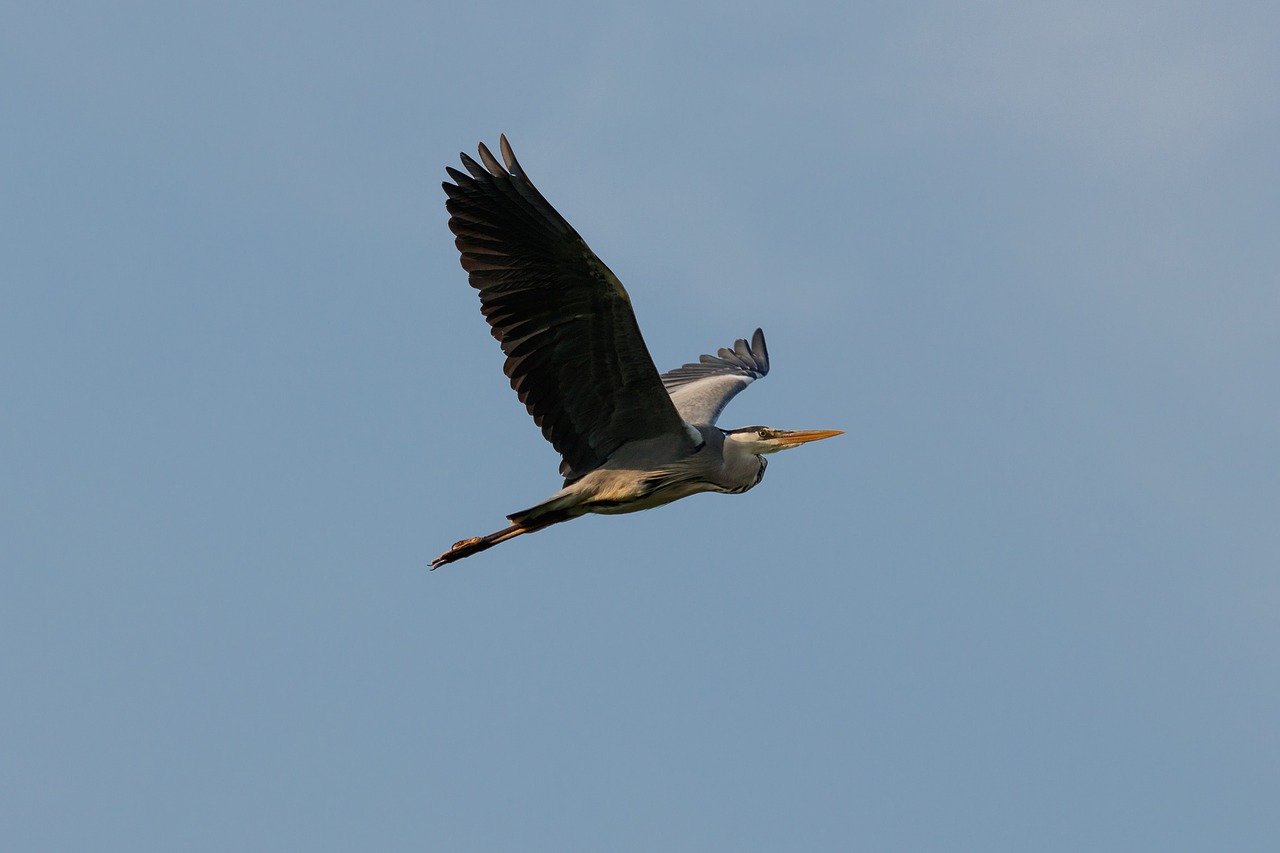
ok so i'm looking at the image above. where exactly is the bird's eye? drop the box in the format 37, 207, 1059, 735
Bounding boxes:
757, 429, 769, 438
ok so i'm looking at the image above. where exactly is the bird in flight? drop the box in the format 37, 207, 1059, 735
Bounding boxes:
432, 136, 841, 568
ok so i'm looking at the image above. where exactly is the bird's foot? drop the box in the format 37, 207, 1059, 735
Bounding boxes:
430, 521, 533, 570
430, 536, 483, 570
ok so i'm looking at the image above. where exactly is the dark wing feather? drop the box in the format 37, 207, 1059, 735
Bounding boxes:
443, 136, 687, 479
660, 329, 770, 425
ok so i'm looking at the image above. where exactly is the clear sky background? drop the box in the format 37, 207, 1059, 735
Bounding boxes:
3, 2, 1278, 850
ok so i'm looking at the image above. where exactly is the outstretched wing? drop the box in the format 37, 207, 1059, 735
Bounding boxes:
659, 328, 770, 425
443, 136, 687, 479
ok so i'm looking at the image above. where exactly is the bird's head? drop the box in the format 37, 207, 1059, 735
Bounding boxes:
724, 426, 844, 456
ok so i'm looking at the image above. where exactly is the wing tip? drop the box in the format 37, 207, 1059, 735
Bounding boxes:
499, 134, 519, 172
751, 327, 769, 375
476, 141, 504, 176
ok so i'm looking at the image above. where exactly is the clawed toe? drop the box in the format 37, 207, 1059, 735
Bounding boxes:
430, 521, 537, 569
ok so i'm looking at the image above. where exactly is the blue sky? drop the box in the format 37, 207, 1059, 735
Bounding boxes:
3, 1, 1278, 850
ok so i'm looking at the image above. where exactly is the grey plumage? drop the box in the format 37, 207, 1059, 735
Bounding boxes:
432, 136, 841, 569
660, 328, 770, 425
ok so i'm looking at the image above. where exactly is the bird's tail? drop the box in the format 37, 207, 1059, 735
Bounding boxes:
429, 506, 576, 569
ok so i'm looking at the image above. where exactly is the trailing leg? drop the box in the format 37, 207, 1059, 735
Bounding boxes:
429, 508, 576, 569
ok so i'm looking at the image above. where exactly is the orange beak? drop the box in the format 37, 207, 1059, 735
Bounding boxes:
774, 429, 844, 448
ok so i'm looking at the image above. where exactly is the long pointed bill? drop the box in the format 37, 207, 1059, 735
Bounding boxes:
775, 428, 844, 448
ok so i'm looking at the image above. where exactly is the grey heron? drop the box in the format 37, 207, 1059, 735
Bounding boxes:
432, 136, 842, 568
